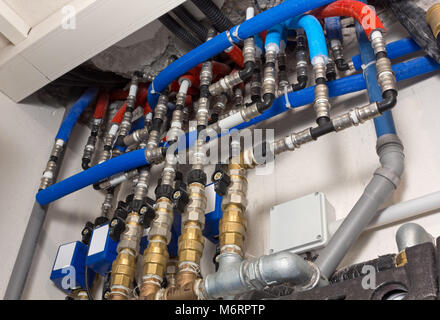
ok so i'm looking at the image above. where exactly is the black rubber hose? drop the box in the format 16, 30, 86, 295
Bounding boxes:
191, 0, 234, 32
173, 6, 208, 41
159, 13, 202, 47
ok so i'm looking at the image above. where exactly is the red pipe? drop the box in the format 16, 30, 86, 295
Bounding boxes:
111, 85, 149, 124
93, 91, 110, 120
312, 0, 385, 39
224, 45, 244, 68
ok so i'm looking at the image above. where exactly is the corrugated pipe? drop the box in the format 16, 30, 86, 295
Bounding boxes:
159, 13, 202, 47
191, 0, 234, 32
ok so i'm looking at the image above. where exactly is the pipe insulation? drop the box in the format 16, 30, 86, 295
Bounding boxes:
36, 55, 440, 206
147, 0, 337, 108
352, 37, 421, 71
36, 149, 150, 205
55, 88, 99, 143
355, 18, 396, 137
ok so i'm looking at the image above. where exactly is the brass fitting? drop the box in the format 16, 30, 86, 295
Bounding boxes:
109, 248, 137, 300
140, 197, 174, 299
395, 250, 408, 268
427, 4, 440, 39
161, 271, 200, 300
72, 289, 89, 300
219, 156, 249, 255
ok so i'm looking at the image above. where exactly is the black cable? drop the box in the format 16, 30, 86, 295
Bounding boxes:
173, 6, 208, 41
84, 265, 94, 300
191, 0, 234, 32
159, 13, 202, 47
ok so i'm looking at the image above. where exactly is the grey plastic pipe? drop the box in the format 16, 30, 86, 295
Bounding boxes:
4, 100, 76, 300
315, 134, 405, 279
202, 251, 322, 299
328, 191, 440, 236
395, 223, 434, 252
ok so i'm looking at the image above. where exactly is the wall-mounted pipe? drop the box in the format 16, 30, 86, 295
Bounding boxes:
147, 0, 337, 108
329, 191, 440, 236
395, 223, 434, 253
36, 55, 440, 206
351, 37, 421, 71
355, 18, 396, 137
315, 134, 405, 279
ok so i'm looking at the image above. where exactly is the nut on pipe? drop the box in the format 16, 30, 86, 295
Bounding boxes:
427, 4, 440, 39
109, 249, 137, 300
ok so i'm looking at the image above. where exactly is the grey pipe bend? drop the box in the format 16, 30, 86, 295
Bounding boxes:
396, 223, 434, 252
315, 134, 405, 280
202, 251, 321, 299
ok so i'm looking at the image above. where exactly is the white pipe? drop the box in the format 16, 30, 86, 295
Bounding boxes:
328, 191, 440, 236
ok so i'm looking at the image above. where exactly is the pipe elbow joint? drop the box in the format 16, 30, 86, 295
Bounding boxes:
375, 134, 405, 188
239, 61, 255, 82
335, 58, 350, 72
377, 90, 397, 114
256, 93, 275, 114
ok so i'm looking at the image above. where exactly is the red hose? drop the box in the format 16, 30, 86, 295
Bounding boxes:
312, 0, 385, 38
93, 91, 110, 120
111, 85, 149, 124
224, 45, 244, 68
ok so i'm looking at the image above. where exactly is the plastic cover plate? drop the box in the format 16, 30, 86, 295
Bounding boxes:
269, 192, 333, 254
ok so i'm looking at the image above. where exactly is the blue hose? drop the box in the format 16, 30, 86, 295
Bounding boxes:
325, 17, 343, 41
285, 15, 329, 65
56, 88, 99, 143
147, 0, 336, 108
352, 37, 421, 71
36, 149, 149, 205
355, 21, 396, 137
36, 55, 440, 206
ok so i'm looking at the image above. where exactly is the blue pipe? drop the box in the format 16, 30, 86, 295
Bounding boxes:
285, 15, 329, 65
55, 88, 99, 143
36, 149, 149, 205
265, 24, 284, 52
355, 21, 396, 137
147, 0, 336, 108
36, 55, 440, 206
234, 55, 440, 131
325, 17, 343, 41
352, 37, 421, 71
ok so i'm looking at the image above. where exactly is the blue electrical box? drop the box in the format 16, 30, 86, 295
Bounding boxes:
50, 241, 95, 294
86, 223, 118, 276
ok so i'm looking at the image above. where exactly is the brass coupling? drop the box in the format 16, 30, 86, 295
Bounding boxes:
427, 4, 440, 39
219, 158, 249, 255
161, 271, 201, 300
178, 182, 207, 267
140, 197, 174, 299
109, 248, 137, 300
395, 250, 408, 268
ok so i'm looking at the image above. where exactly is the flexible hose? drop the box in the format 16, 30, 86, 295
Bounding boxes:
159, 13, 202, 47
191, 0, 234, 32
56, 88, 99, 142
312, 0, 385, 39
148, 0, 336, 108
173, 6, 208, 41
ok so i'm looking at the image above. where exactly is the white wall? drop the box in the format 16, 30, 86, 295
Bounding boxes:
1, 10, 440, 300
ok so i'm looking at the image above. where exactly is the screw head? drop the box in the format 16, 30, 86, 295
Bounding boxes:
82, 229, 89, 235
104, 291, 110, 299
140, 206, 147, 214
173, 191, 181, 200
111, 219, 118, 227
213, 172, 222, 181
